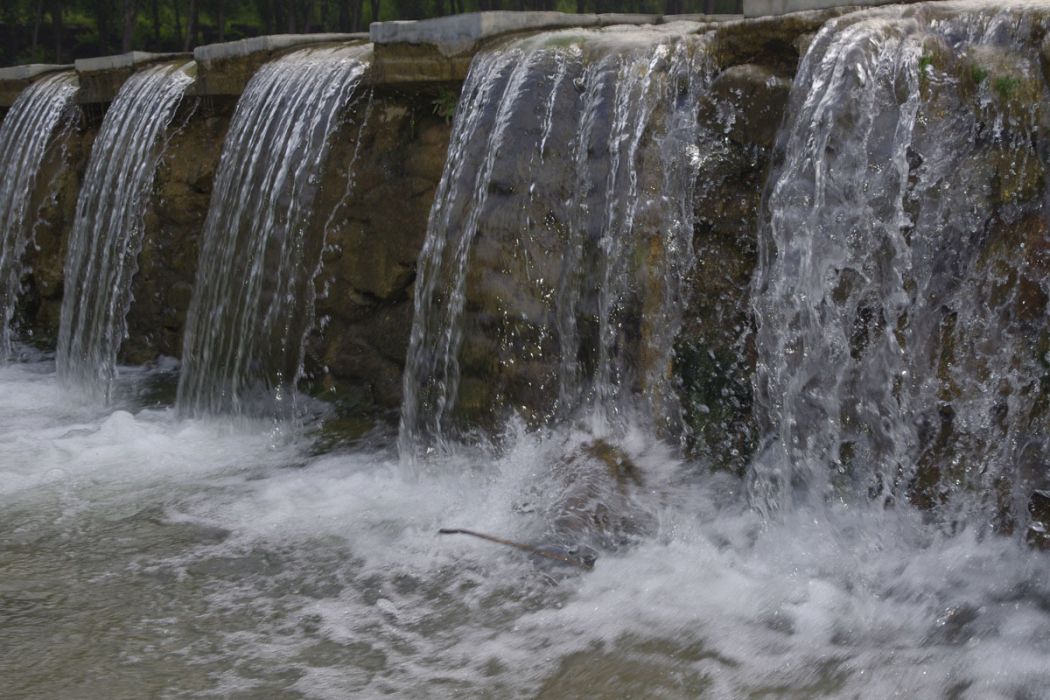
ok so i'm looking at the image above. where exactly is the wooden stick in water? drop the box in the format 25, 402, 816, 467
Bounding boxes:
438, 528, 593, 570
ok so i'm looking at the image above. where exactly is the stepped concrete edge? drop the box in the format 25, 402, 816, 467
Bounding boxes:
0, 2, 922, 106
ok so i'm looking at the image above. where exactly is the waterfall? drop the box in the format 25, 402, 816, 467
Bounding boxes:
399, 25, 710, 454
176, 46, 370, 419
749, 2, 1050, 529
0, 71, 78, 360
56, 62, 194, 399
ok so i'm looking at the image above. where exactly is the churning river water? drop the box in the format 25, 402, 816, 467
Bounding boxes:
3, 349, 1049, 699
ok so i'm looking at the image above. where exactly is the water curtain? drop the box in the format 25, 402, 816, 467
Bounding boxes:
56, 61, 194, 399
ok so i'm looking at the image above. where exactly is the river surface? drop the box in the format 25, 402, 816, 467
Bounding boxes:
3, 348, 1050, 698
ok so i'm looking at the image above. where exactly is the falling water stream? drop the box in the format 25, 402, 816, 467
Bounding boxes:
3, 4, 1050, 698
177, 45, 370, 420
55, 61, 194, 400
400, 24, 710, 453
0, 71, 77, 360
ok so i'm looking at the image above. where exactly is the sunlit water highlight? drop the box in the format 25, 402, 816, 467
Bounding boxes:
3, 353, 1049, 698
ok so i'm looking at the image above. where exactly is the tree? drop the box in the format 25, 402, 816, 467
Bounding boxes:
122, 0, 139, 52
31, 0, 43, 56
150, 0, 160, 44
184, 0, 198, 49
171, 0, 184, 46
50, 0, 62, 61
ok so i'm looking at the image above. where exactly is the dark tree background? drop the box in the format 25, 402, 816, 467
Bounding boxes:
1, 0, 739, 66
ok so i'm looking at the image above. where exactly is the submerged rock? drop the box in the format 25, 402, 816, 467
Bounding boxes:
441, 438, 658, 570
1027, 490, 1050, 551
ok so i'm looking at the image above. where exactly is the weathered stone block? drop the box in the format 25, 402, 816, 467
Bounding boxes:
193, 34, 367, 96
0, 64, 73, 107
743, 0, 897, 17
1027, 490, 1050, 550
74, 52, 191, 104
370, 12, 602, 57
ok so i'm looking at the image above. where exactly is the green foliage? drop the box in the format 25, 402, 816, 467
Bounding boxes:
431, 86, 459, 123
970, 63, 988, 85
993, 74, 1020, 99
918, 52, 934, 73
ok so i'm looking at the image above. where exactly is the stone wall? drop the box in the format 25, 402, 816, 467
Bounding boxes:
304, 86, 454, 421
16, 106, 96, 348
123, 96, 236, 365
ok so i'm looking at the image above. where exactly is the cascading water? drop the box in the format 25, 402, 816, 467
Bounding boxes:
749, 1, 1050, 532
399, 24, 710, 454
0, 71, 77, 360
55, 61, 193, 400
176, 45, 370, 419
7, 6, 1050, 699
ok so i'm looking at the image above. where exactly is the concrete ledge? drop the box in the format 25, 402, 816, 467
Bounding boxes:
0, 63, 74, 81
743, 0, 896, 17
73, 51, 188, 74
74, 51, 191, 103
192, 33, 367, 65
0, 64, 73, 107
596, 13, 662, 26
368, 10, 742, 83
663, 13, 741, 22
371, 12, 605, 57
193, 33, 368, 96
1, 6, 864, 104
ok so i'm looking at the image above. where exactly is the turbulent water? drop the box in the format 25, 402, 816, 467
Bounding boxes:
5, 3, 1050, 699
400, 24, 710, 453
3, 349, 1050, 698
55, 62, 194, 400
177, 46, 370, 420
0, 71, 77, 360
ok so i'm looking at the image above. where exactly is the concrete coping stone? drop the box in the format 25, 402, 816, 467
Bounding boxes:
742, 0, 897, 17
662, 13, 742, 22
371, 12, 608, 56
193, 33, 368, 64
74, 51, 191, 74
595, 13, 663, 26
0, 63, 74, 81
370, 11, 755, 57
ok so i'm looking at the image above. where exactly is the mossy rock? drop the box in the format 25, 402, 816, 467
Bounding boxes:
959, 45, 1045, 129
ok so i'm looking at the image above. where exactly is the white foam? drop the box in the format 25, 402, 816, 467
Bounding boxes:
2, 360, 1048, 697
0, 360, 304, 500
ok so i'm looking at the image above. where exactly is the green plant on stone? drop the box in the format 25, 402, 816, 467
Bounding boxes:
993, 75, 1021, 99
970, 64, 988, 85
431, 87, 459, 124
918, 53, 935, 90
